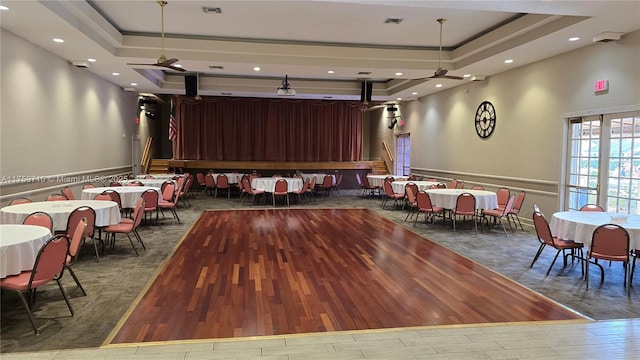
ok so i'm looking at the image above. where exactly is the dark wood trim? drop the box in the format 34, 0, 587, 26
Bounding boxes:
166, 160, 374, 171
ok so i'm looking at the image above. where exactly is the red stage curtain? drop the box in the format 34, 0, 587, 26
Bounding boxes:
173, 96, 363, 161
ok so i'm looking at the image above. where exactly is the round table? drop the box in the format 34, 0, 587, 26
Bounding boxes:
301, 173, 335, 185
550, 211, 640, 249
1, 200, 121, 232
81, 186, 161, 209
0, 224, 52, 278
210, 173, 243, 184
392, 180, 441, 194
251, 177, 303, 193
424, 189, 498, 210
120, 179, 176, 188
366, 175, 409, 188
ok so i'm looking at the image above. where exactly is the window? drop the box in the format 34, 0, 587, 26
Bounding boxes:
395, 134, 410, 176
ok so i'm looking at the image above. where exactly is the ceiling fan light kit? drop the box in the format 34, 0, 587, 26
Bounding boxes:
277, 75, 296, 95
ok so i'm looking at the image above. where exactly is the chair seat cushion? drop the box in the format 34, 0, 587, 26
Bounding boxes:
555, 239, 584, 249
590, 252, 627, 261
482, 209, 503, 216
158, 201, 174, 208
104, 223, 133, 232
0, 271, 51, 291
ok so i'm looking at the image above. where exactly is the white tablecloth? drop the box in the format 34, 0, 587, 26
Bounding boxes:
0, 224, 53, 278
392, 181, 441, 194
1, 200, 121, 232
366, 175, 409, 188
251, 177, 303, 193
301, 173, 335, 185
550, 211, 640, 249
424, 189, 498, 210
81, 186, 161, 209
136, 173, 184, 180
120, 179, 176, 188
211, 173, 243, 184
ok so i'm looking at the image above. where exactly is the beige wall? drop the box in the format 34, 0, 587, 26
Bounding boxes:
372, 30, 640, 221
0, 29, 148, 204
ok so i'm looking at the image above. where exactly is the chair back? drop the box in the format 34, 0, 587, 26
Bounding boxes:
9, 197, 32, 205
580, 204, 605, 212
308, 176, 317, 191
101, 190, 122, 210
29, 235, 70, 287
590, 224, 630, 260
61, 187, 75, 200
383, 181, 396, 198
335, 173, 343, 187
68, 217, 87, 260
176, 176, 186, 193
82, 183, 96, 189
144, 174, 155, 179
204, 174, 215, 188
448, 179, 458, 189
162, 182, 176, 201
126, 181, 144, 186
217, 174, 229, 188
94, 193, 112, 201
405, 183, 418, 204
109, 181, 122, 187
471, 185, 485, 190
23, 211, 54, 233
510, 191, 526, 214
141, 189, 159, 210
362, 175, 372, 189
66, 206, 96, 239
454, 193, 476, 215
322, 175, 333, 188
384, 176, 395, 184
274, 179, 288, 194
196, 172, 206, 186
300, 178, 310, 193
416, 191, 434, 210
532, 211, 555, 245
132, 198, 146, 228
46, 194, 68, 201
436, 183, 447, 188
407, 174, 416, 181
496, 187, 510, 207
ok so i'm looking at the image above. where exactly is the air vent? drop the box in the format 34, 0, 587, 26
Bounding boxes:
384, 18, 403, 24
202, 7, 222, 14
358, 71, 372, 75
208, 65, 224, 69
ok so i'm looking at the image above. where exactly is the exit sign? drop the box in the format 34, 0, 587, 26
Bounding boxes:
594, 79, 609, 92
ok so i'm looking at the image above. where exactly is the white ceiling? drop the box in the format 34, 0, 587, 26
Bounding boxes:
1, 0, 638, 101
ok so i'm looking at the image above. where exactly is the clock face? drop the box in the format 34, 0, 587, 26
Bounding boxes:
474, 101, 496, 139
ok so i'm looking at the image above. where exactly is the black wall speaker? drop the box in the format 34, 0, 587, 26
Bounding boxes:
185, 75, 198, 97
360, 80, 372, 103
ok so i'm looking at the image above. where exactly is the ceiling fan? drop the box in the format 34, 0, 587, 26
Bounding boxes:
429, 18, 464, 80
127, 1, 186, 72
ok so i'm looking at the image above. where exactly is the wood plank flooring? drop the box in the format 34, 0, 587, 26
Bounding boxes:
108, 209, 585, 344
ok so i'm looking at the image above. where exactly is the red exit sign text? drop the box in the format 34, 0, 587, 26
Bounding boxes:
594, 79, 609, 92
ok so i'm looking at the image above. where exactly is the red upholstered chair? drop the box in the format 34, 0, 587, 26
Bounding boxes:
531, 210, 584, 276
508, 191, 526, 231
158, 182, 181, 223
452, 193, 478, 233
382, 181, 404, 210
22, 211, 53, 234
305, 176, 317, 202
471, 185, 485, 190
46, 193, 68, 201
64, 218, 87, 296
196, 172, 206, 195
586, 224, 630, 289
272, 178, 290, 207
144, 174, 155, 179
82, 183, 96, 190
496, 187, 510, 211
141, 189, 160, 224
580, 204, 605, 212
0, 235, 73, 335
448, 179, 458, 189
215, 174, 231, 198
414, 191, 444, 227
125, 180, 144, 186
319, 174, 334, 196
333, 172, 343, 196
109, 181, 122, 187
291, 178, 310, 204
404, 183, 419, 221
176, 177, 191, 207
103, 198, 146, 256
61, 186, 75, 200
242, 177, 265, 204
204, 173, 216, 196
9, 197, 32, 205
481, 195, 516, 236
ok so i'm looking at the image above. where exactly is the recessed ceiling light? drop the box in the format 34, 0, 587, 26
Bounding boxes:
88, 58, 96, 62
395, 72, 403, 76
435, 84, 443, 88
327, 70, 335, 74
53, 38, 64, 43
463, 74, 471, 78
174, 64, 182, 68
569, 37, 580, 42
0, 5, 9, 10
411, 92, 418, 95
396, 97, 402, 101
253, 66, 261, 72
112, 72, 120, 76
130, 82, 138, 86
504, 59, 514, 64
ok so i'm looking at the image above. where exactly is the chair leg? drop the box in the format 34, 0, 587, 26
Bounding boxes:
55, 278, 74, 316
134, 229, 146, 250
125, 234, 139, 257
14, 290, 39, 335
65, 266, 87, 296
531, 244, 546, 267
546, 249, 562, 276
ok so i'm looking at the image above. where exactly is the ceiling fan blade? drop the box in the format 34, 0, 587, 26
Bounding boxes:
442, 75, 465, 80
159, 58, 179, 66
165, 65, 187, 72
127, 62, 155, 66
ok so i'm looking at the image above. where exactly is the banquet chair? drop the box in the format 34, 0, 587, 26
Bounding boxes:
452, 193, 478, 233
65, 206, 97, 263
456, 180, 465, 189
100, 190, 124, 216
291, 178, 310, 205
481, 195, 516, 236
109, 181, 122, 187
144, 174, 155, 179
236, 176, 246, 202
0, 235, 73, 335
141, 189, 160, 225
355, 173, 365, 197
306, 176, 317, 202
176, 177, 191, 207
215, 174, 231, 198
435, 183, 447, 189
381, 181, 404, 210
319, 174, 334, 197
9, 197, 32, 205
508, 191, 526, 231
471, 185, 485, 190
22, 211, 54, 234
414, 191, 444, 227
158, 183, 181, 223
125, 180, 144, 186
272, 178, 290, 207
333, 172, 343, 196
448, 179, 458, 189
204, 173, 216, 196
586, 223, 630, 289
104, 198, 146, 256
496, 187, 510, 211
196, 172, 206, 195
531, 210, 584, 276
404, 183, 419, 221
46, 193, 68, 201
61, 186, 75, 200
64, 218, 88, 296
361, 175, 378, 197
242, 177, 265, 204
580, 204, 605, 212
631, 249, 639, 286
82, 183, 96, 190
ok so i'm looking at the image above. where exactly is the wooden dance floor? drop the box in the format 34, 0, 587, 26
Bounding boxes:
108, 209, 584, 344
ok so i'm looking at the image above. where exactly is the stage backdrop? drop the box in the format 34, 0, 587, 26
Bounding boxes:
172, 96, 363, 161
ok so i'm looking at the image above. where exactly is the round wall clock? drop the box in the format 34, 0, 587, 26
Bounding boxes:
474, 101, 496, 139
